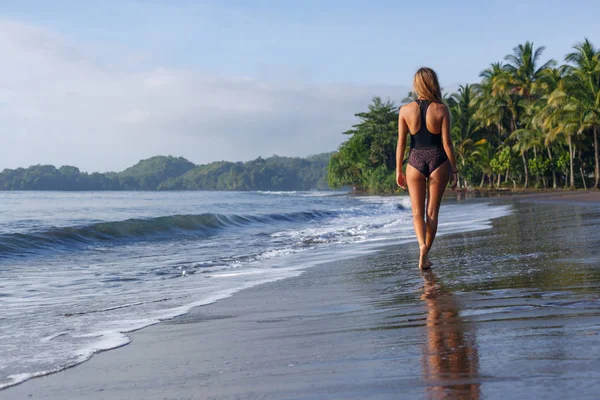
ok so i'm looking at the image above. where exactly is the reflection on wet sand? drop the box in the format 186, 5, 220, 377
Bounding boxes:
421, 271, 480, 399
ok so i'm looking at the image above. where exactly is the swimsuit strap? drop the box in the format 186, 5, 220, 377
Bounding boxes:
416, 99, 430, 134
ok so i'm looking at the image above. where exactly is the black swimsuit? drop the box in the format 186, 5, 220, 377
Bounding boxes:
407, 99, 448, 177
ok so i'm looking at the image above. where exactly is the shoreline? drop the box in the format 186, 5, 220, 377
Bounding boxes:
351, 188, 599, 200
3, 191, 600, 399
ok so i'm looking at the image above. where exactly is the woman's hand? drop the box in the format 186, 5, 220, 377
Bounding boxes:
448, 170, 458, 190
396, 170, 407, 190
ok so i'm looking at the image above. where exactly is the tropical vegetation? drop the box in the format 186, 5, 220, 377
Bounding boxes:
328, 39, 600, 193
0, 154, 332, 191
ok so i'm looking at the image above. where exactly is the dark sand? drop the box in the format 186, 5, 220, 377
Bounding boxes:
3, 192, 600, 400
510, 189, 600, 204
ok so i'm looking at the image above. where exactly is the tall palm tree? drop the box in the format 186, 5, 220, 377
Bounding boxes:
504, 41, 557, 101
508, 127, 543, 188
542, 85, 584, 189
564, 38, 600, 188
475, 62, 512, 138
512, 99, 548, 187
533, 66, 567, 188
471, 139, 495, 187
447, 85, 480, 187
499, 42, 557, 188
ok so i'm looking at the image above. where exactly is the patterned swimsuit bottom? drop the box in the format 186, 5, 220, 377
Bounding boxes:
408, 147, 448, 178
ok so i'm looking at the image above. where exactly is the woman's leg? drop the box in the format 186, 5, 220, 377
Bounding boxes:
406, 164, 429, 269
425, 161, 451, 253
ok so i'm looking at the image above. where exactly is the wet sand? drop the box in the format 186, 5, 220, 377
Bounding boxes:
509, 189, 600, 203
3, 193, 600, 399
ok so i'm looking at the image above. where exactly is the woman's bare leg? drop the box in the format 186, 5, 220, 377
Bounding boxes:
406, 164, 430, 269
425, 161, 451, 259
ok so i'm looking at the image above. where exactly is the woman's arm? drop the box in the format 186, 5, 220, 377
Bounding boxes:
441, 105, 458, 172
396, 108, 408, 189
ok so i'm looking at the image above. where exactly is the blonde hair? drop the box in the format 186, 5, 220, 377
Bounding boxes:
413, 67, 443, 103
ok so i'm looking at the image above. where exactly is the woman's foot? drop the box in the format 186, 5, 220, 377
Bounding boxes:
419, 244, 432, 270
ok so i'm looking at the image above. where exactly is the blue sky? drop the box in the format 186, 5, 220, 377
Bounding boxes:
1, 0, 599, 170
4, 0, 598, 85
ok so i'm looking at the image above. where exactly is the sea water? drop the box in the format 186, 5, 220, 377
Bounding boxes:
0, 191, 511, 388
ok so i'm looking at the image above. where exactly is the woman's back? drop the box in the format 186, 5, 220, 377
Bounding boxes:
403, 100, 446, 139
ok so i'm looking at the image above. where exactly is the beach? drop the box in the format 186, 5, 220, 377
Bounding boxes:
2, 191, 600, 399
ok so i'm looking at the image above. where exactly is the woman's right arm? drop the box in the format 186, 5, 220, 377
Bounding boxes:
441, 105, 458, 173
441, 105, 459, 188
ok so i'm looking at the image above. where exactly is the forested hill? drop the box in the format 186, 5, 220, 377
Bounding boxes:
0, 153, 332, 191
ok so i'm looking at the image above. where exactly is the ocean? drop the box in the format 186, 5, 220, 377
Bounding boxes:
0, 191, 512, 389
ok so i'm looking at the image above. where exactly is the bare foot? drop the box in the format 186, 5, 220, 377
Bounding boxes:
419, 244, 432, 270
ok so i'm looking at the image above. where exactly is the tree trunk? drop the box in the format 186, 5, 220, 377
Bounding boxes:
547, 146, 557, 189
497, 172, 502, 188
594, 126, 599, 189
580, 165, 587, 189
568, 136, 575, 189
533, 147, 539, 187
580, 149, 587, 189
479, 173, 485, 188
522, 153, 529, 188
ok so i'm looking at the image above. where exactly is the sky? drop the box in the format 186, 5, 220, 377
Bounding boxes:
1, 0, 599, 172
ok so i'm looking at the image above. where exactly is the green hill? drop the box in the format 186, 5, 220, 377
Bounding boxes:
0, 153, 333, 191
118, 156, 196, 190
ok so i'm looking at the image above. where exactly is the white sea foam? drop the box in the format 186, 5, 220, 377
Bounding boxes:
256, 190, 345, 197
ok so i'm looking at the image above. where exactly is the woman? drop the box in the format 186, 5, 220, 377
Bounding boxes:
396, 67, 458, 270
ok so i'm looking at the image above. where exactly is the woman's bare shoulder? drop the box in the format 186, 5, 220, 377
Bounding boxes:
430, 101, 448, 110
399, 101, 418, 116
430, 102, 449, 116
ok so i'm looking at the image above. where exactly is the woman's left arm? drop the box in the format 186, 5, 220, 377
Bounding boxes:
396, 108, 408, 189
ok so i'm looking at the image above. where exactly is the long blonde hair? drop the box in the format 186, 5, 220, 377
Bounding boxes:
413, 67, 443, 103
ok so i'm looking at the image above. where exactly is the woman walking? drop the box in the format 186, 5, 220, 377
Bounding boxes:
396, 67, 458, 270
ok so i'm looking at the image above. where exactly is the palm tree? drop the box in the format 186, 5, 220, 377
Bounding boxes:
564, 38, 600, 188
475, 62, 512, 138
535, 67, 567, 188
508, 127, 543, 188
474, 63, 518, 184
471, 139, 495, 187
542, 85, 584, 189
504, 41, 557, 101
447, 85, 480, 188
498, 42, 557, 188
512, 99, 549, 187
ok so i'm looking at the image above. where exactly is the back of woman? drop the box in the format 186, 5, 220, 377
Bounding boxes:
403, 100, 445, 142
396, 67, 459, 270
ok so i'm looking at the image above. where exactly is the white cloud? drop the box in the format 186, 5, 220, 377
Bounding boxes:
0, 19, 408, 172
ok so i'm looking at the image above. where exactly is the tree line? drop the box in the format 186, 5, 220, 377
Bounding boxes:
0, 153, 331, 191
328, 39, 600, 193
